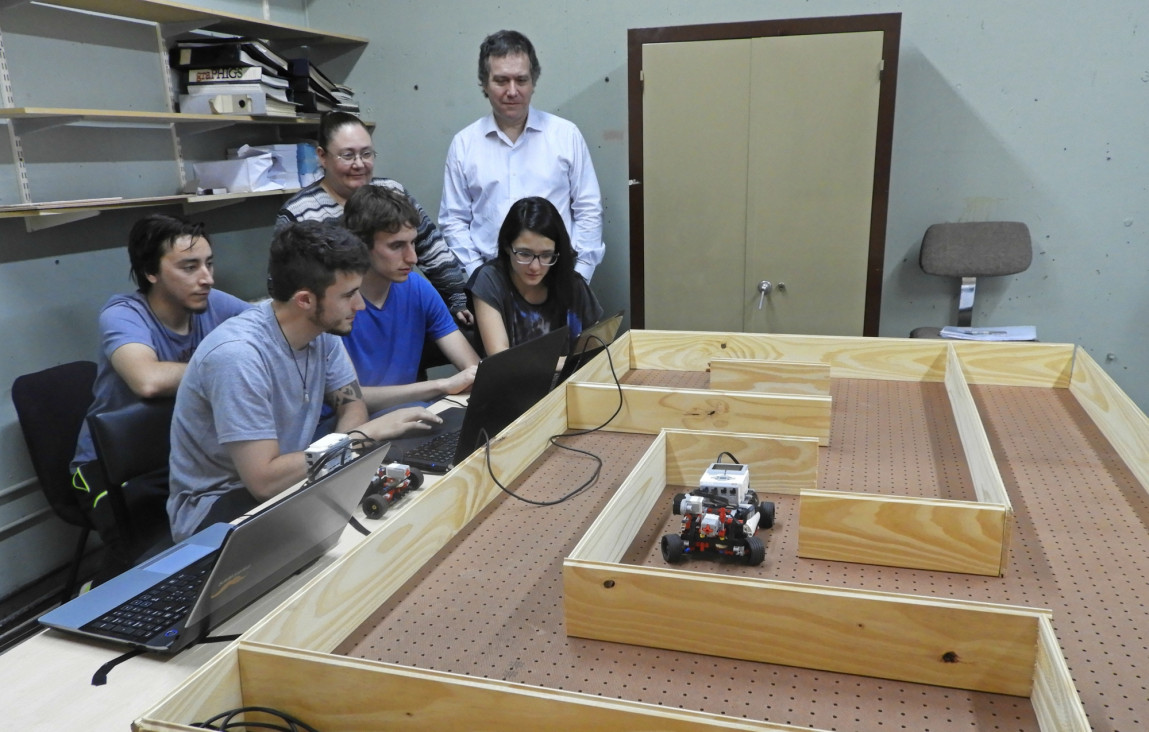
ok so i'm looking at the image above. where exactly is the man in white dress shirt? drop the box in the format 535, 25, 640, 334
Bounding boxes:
439, 30, 604, 283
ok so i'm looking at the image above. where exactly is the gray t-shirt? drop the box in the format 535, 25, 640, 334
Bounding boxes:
167, 301, 357, 542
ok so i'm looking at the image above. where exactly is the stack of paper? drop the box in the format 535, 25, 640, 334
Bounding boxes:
939, 325, 1037, 342
229, 144, 300, 189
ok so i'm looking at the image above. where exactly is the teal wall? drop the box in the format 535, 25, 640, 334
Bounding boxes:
2, 0, 1146, 598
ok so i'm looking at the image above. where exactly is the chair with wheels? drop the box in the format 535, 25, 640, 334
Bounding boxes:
87, 398, 176, 567
11, 361, 98, 603
910, 221, 1033, 339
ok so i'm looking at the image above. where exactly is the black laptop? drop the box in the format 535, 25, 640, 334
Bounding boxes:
392, 326, 569, 473
555, 310, 625, 385
39, 442, 387, 653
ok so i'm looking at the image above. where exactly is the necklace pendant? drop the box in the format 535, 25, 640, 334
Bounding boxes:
304, 390, 310, 404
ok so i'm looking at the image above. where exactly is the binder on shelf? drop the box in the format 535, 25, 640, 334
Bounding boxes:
184, 81, 292, 104
170, 37, 289, 75
178, 91, 298, 118
287, 57, 339, 95
291, 90, 336, 114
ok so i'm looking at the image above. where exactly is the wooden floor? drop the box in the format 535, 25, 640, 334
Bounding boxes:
336, 374, 1148, 732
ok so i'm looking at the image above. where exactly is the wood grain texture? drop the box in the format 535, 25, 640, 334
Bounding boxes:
1069, 346, 1149, 497
953, 341, 1075, 388
570, 432, 668, 564
241, 387, 571, 652
709, 358, 831, 395
945, 345, 1011, 507
566, 382, 832, 445
563, 560, 1040, 696
663, 428, 818, 496
225, 642, 800, 732
631, 330, 950, 380
133, 641, 243, 732
796, 490, 1008, 576
1030, 617, 1091, 731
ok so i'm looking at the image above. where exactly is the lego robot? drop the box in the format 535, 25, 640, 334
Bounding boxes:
360, 461, 424, 519
660, 461, 775, 566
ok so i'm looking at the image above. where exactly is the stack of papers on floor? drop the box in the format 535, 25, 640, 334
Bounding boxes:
939, 325, 1037, 341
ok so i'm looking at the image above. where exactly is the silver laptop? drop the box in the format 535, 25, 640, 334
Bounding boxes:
39, 443, 386, 653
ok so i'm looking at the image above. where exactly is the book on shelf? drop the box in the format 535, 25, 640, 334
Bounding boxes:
184, 81, 292, 104
179, 90, 298, 118
291, 89, 336, 114
170, 37, 289, 75
287, 57, 340, 95
185, 66, 289, 89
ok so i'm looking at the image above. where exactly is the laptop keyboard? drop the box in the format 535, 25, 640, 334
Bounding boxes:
402, 428, 462, 471
80, 554, 215, 643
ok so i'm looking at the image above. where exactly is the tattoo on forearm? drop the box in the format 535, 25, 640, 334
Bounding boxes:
325, 381, 363, 409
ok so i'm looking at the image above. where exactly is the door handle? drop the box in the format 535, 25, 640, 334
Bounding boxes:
756, 280, 772, 310
756, 280, 786, 309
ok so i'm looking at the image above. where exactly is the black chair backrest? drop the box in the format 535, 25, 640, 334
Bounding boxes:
88, 398, 175, 487
11, 361, 98, 528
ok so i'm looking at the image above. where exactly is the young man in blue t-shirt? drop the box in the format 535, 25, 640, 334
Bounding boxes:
341, 185, 479, 414
71, 214, 251, 576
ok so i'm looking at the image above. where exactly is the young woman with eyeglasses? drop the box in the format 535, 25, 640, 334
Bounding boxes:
275, 112, 471, 324
468, 196, 602, 356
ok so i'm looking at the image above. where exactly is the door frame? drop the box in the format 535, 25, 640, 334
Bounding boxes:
627, 13, 901, 334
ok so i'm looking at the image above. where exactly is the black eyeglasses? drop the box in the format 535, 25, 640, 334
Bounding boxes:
510, 249, 559, 266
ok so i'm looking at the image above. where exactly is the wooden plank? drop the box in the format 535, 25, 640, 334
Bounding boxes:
563, 560, 1040, 696
797, 490, 1008, 576
241, 387, 570, 652
952, 340, 1075, 388
709, 358, 831, 395
1069, 346, 1149, 497
566, 382, 832, 445
631, 330, 950, 381
1031, 617, 1091, 731
663, 428, 818, 496
945, 345, 1011, 507
133, 639, 244, 732
227, 642, 799, 731
628, 330, 1076, 387
569, 433, 668, 564
32, 0, 368, 44
567, 330, 633, 384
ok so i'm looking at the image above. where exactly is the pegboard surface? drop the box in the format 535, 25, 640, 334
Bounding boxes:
336, 375, 1149, 731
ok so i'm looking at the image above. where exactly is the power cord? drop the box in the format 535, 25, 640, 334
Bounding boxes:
191, 706, 320, 731
481, 334, 624, 506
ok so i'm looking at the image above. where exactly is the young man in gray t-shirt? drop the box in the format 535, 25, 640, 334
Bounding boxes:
167, 221, 441, 542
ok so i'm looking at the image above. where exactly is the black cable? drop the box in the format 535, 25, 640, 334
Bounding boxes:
191, 705, 320, 731
481, 334, 624, 506
715, 451, 741, 465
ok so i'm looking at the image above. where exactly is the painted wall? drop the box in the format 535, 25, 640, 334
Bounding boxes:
1, 0, 1145, 598
312, 0, 1148, 392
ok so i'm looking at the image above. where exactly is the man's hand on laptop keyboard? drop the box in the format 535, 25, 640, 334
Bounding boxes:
362, 406, 443, 440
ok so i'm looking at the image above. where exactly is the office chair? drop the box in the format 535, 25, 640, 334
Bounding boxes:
910, 221, 1033, 338
11, 361, 98, 603
87, 398, 176, 567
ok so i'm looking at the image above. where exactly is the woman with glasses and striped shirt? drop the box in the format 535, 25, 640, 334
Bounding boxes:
276, 112, 471, 325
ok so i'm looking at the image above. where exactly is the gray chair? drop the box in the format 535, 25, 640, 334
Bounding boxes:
910, 221, 1033, 339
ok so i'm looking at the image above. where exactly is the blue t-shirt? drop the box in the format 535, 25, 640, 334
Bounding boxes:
341, 272, 458, 388
71, 289, 251, 471
167, 301, 358, 542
